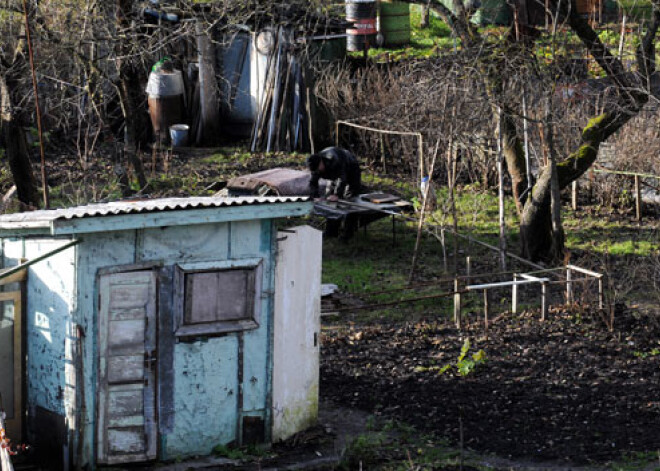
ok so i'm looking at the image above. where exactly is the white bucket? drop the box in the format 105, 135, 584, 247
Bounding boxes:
169, 124, 189, 147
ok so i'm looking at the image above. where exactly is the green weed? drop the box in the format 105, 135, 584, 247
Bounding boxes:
212, 444, 246, 460
414, 338, 487, 376
339, 433, 386, 470
633, 348, 660, 359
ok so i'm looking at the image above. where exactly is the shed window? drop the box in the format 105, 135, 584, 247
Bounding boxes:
175, 260, 263, 337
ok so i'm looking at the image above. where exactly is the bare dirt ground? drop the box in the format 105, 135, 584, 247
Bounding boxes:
320, 302, 660, 466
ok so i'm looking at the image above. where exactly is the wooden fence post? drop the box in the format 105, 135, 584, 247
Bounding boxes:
634, 174, 642, 221
572, 181, 578, 211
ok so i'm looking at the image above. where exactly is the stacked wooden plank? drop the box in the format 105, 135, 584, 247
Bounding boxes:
251, 28, 312, 153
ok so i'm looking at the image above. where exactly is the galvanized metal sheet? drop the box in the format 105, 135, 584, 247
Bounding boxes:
0, 196, 309, 230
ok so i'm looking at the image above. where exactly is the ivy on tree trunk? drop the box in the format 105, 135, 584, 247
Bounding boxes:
0, 70, 40, 210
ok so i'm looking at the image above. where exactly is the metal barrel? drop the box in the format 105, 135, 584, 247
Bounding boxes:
379, 1, 410, 46
146, 70, 185, 142
346, 0, 377, 52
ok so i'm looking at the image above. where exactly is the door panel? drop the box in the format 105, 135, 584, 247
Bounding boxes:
272, 226, 322, 441
0, 292, 23, 441
98, 271, 157, 465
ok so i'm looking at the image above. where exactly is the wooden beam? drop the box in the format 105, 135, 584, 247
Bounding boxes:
0, 269, 26, 286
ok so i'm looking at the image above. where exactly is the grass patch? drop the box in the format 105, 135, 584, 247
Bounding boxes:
340, 418, 482, 471
616, 0, 653, 18
609, 450, 660, 471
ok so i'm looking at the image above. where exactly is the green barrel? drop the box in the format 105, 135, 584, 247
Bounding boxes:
379, 1, 410, 46
471, 0, 511, 25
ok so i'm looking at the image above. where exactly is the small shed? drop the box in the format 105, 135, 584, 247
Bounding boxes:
0, 196, 321, 470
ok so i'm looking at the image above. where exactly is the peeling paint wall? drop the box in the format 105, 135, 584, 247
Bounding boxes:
10, 214, 281, 468
272, 226, 321, 442
166, 338, 239, 456
76, 231, 136, 468
78, 219, 274, 464
2, 238, 76, 458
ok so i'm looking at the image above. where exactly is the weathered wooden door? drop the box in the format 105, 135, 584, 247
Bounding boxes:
97, 271, 157, 465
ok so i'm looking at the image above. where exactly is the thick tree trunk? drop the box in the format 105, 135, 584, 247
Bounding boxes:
0, 74, 40, 209
498, 108, 527, 214
519, 0, 660, 262
521, 110, 636, 261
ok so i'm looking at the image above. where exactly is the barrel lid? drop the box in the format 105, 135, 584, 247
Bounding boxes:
145, 70, 184, 97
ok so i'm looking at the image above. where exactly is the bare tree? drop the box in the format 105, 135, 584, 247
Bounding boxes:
0, 4, 41, 208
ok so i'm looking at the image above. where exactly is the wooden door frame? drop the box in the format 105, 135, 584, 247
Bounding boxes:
0, 269, 26, 442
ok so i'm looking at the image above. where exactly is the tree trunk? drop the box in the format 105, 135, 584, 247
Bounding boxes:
544, 97, 565, 262
498, 107, 527, 215
116, 0, 148, 191
521, 110, 637, 261
0, 74, 40, 209
421, 2, 431, 28
118, 70, 149, 190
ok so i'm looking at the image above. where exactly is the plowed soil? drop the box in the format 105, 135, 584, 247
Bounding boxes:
321, 305, 660, 465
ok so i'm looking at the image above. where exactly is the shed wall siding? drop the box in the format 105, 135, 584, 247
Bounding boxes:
6, 214, 280, 468
136, 224, 230, 262
2, 239, 76, 418
162, 220, 274, 458
76, 231, 137, 468
72, 220, 274, 463
167, 338, 239, 456
272, 226, 322, 442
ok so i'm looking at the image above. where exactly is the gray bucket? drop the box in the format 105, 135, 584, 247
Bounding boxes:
169, 124, 189, 147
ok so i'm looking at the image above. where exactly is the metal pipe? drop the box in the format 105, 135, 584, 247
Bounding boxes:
635, 174, 642, 221
454, 278, 461, 328
512, 273, 518, 314
467, 278, 547, 290
322, 288, 468, 314
22, 0, 49, 208
541, 281, 548, 321
566, 264, 603, 278
483, 289, 489, 330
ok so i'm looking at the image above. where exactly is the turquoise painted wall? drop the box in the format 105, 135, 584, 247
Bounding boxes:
1, 239, 76, 421
74, 219, 275, 466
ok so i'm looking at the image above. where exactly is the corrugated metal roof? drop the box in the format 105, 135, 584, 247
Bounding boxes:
0, 196, 311, 235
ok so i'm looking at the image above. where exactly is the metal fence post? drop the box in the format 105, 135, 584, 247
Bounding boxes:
512, 273, 518, 314
454, 278, 462, 329
541, 281, 548, 321
483, 289, 489, 331
634, 174, 642, 221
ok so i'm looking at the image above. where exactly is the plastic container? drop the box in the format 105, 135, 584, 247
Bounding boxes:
379, 1, 411, 46
169, 124, 189, 147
